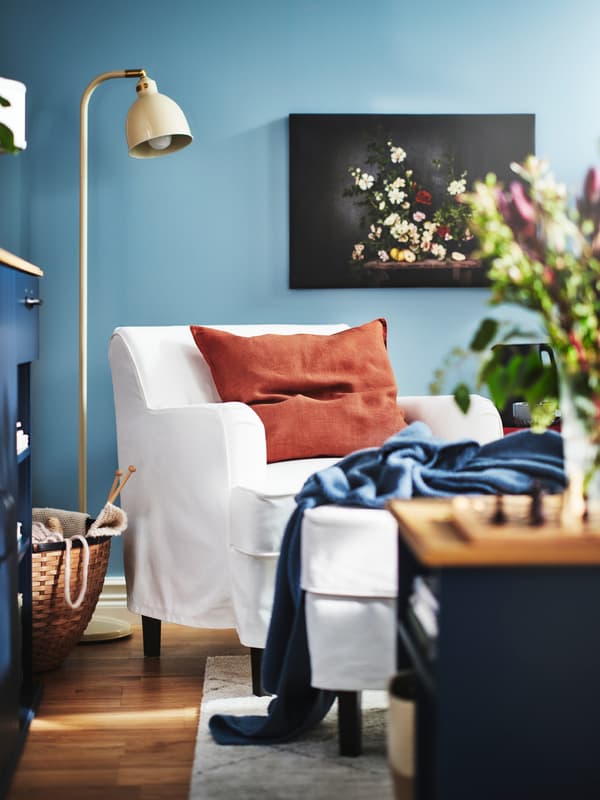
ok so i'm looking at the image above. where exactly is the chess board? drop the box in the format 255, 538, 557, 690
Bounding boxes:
451, 494, 600, 544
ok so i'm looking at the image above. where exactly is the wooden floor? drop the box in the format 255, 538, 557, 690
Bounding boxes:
7, 623, 247, 800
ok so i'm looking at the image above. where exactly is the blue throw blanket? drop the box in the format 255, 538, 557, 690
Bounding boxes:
209, 422, 566, 745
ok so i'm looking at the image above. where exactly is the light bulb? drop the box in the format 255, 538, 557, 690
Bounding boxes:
148, 134, 172, 151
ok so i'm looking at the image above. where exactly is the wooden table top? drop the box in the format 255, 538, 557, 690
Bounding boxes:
387, 496, 600, 567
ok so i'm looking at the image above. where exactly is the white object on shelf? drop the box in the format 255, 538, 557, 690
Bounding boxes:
16, 421, 29, 455
0, 77, 27, 151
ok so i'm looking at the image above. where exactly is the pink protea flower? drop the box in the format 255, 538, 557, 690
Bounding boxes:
509, 181, 536, 222
496, 183, 537, 243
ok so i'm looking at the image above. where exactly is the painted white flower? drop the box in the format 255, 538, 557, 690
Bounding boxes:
352, 243, 365, 261
390, 145, 406, 163
451, 251, 466, 261
403, 250, 417, 263
447, 178, 467, 196
413, 211, 426, 222
388, 187, 406, 205
357, 172, 375, 190
386, 177, 407, 205
431, 243, 447, 259
368, 225, 382, 240
390, 219, 414, 243
378, 250, 390, 262
402, 202, 410, 210
379, 201, 386, 210
384, 212, 400, 227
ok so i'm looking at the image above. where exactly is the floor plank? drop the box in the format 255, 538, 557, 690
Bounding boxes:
7, 623, 247, 800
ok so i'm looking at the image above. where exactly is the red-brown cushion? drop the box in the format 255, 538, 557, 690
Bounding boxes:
189, 319, 406, 462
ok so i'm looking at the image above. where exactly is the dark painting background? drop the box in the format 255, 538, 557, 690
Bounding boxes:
289, 114, 535, 288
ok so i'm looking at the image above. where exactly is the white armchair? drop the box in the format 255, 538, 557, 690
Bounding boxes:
109, 324, 503, 669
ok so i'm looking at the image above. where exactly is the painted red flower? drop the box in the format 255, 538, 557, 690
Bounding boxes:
416, 190, 432, 205
438, 224, 450, 238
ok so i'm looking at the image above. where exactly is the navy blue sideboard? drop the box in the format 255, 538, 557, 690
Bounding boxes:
0, 252, 42, 798
390, 498, 600, 800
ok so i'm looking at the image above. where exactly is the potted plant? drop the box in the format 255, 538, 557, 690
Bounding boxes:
432, 156, 600, 520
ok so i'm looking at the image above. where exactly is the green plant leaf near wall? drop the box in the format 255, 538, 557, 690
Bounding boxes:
0, 95, 21, 154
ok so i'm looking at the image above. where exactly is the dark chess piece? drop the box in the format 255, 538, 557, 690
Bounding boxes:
529, 480, 545, 526
491, 494, 506, 525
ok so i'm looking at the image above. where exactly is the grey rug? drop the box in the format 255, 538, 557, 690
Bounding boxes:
189, 654, 394, 799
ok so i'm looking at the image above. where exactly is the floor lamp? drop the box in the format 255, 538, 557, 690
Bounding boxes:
79, 69, 192, 641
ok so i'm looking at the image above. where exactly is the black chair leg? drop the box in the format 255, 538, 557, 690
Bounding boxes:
250, 647, 266, 696
142, 615, 161, 657
337, 690, 362, 756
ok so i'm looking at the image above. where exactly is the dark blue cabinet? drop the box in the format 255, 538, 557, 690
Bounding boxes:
391, 499, 600, 800
0, 257, 42, 799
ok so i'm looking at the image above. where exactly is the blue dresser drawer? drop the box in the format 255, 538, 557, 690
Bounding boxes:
14, 272, 41, 365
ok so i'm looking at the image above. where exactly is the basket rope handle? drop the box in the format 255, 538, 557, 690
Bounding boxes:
63, 534, 90, 609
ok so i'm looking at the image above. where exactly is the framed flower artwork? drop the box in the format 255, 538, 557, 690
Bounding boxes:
289, 113, 535, 288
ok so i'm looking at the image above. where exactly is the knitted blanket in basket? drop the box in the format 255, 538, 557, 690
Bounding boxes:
209, 421, 566, 745
32, 504, 127, 545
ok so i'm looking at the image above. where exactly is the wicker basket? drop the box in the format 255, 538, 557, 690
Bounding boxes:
31, 535, 111, 672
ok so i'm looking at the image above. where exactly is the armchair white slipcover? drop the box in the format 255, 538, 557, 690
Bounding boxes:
109, 324, 503, 660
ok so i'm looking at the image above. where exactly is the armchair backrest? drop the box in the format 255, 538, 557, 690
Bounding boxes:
110, 324, 349, 410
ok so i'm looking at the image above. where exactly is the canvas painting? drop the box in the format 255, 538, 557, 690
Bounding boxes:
289, 113, 535, 288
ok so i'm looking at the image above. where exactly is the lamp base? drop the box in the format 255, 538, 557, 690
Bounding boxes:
80, 614, 133, 642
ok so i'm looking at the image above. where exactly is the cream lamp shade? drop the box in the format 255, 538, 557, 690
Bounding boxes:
126, 75, 192, 158
0, 77, 27, 151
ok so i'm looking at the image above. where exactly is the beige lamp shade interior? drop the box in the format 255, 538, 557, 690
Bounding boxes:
126, 75, 192, 158
0, 77, 27, 151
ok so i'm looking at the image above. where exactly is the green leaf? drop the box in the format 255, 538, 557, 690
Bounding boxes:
0, 95, 10, 108
453, 383, 471, 414
525, 365, 558, 407
486, 370, 509, 412
478, 349, 503, 385
0, 122, 19, 154
469, 318, 499, 352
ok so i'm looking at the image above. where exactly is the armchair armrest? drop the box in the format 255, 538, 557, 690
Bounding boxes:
398, 394, 503, 445
115, 399, 267, 628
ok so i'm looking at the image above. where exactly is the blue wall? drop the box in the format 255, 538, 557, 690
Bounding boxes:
1, 0, 600, 576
